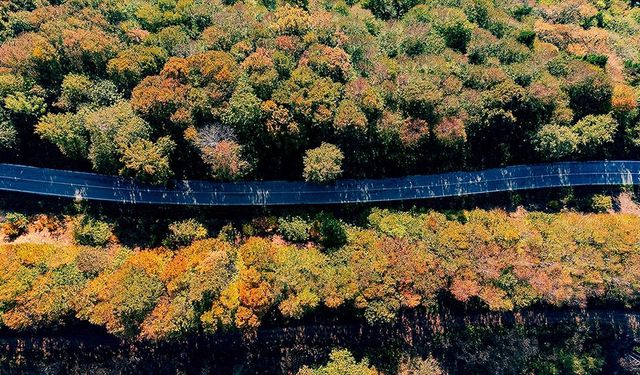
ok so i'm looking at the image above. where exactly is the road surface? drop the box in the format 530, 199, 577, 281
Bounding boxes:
0, 161, 638, 205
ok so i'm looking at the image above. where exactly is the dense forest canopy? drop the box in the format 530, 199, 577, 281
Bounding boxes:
2, 209, 640, 340
0, 0, 639, 183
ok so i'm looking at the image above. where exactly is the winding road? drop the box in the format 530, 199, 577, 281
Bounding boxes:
0, 161, 639, 205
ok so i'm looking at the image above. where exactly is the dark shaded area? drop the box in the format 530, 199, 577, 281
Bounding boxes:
1, 307, 639, 374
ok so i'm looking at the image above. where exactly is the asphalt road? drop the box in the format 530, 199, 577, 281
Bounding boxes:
0, 161, 638, 205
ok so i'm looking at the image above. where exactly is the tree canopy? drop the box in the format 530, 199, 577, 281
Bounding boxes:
2, 209, 640, 340
0, 0, 639, 182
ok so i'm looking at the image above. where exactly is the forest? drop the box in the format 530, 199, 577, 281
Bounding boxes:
2, 208, 640, 339
2, 205, 640, 372
0, 0, 640, 182
3, 0, 640, 372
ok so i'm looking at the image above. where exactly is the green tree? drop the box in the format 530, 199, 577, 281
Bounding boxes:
533, 124, 578, 161
107, 46, 167, 89
297, 349, 379, 375
120, 137, 175, 185
222, 80, 262, 133
278, 216, 312, 242
433, 8, 474, 52
57, 74, 122, 111
0, 115, 16, 150
4, 91, 45, 116
303, 143, 344, 183
315, 212, 347, 248
572, 113, 618, 157
362, 0, 422, 19
36, 112, 89, 159
84, 102, 152, 175
73, 216, 113, 247
566, 66, 612, 119
56, 74, 93, 111
163, 219, 208, 249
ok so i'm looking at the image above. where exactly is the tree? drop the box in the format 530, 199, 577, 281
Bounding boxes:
466, 81, 535, 165
432, 8, 474, 53
303, 44, 354, 83
297, 349, 379, 375
242, 48, 280, 99
57, 74, 122, 111
107, 46, 167, 89
315, 212, 347, 249
362, 0, 422, 19
131, 75, 188, 124
201, 140, 251, 181
273, 244, 326, 318
61, 27, 121, 73
142, 239, 235, 340
73, 216, 113, 247
0, 32, 60, 81
222, 80, 262, 133
147, 26, 191, 56
566, 66, 612, 118
396, 73, 443, 123
78, 251, 167, 337
4, 91, 46, 116
120, 137, 175, 185
303, 143, 344, 183
0, 115, 16, 150
590, 194, 612, 213
611, 84, 637, 113
2, 212, 28, 239
533, 124, 578, 161
163, 219, 208, 249
277, 216, 312, 242
334, 100, 368, 133
36, 112, 88, 159
83, 102, 152, 175
398, 355, 446, 375
572, 113, 617, 157
56, 74, 93, 111
0, 243, 86, 330
272, 66, 341, 128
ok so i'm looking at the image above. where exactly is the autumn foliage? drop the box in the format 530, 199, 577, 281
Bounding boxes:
2, 209, 640, 340
1, 0, 640, 182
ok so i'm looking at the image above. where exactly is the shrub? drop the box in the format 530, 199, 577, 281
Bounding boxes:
583, 54, 608, 68
163, 219, 208, 248
73, 216, 113, 247
315, 213, 347, 248
303, 143, 344, 183
590, 194, 613, 213
278, 216, 312, 242
2, 212, 28, 238
0, 118, 16, 149
516, 30, 536, 48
